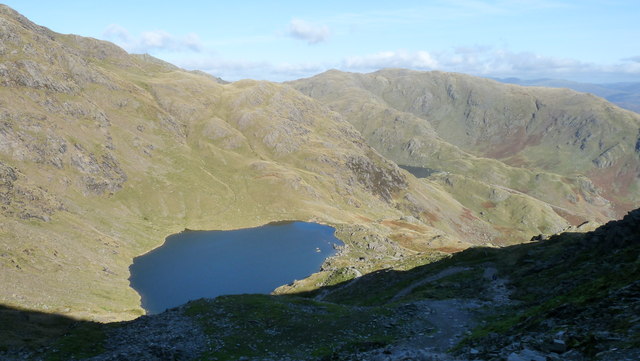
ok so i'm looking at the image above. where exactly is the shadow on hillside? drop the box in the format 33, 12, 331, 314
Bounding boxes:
294, 241, 534, 304
2, 209, 638, 358
295, 208, 639, 306
0, 244, 534, 357
0, 304, 104, 359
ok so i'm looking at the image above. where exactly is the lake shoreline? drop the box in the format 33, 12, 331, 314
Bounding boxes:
129, 221, 344, 314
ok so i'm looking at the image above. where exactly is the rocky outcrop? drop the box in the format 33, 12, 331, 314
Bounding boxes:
0, 161, 64, 221
346, 154, 407, 203
454, 208, 640, 360
87, 306, 208, 361
70, 144, 127, 195
593, 143, 626, 168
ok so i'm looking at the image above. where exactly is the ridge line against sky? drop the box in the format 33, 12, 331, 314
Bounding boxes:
3, 0, 640, 83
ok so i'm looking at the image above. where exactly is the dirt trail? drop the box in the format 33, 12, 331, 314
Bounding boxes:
391, 266, 471, 302
483, 266, 511, 304
359, 264, 511, 360
357, 297, 482, 360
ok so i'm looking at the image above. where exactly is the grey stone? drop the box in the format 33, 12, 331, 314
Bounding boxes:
507, 348, 547, 361
548, 339, 567, 353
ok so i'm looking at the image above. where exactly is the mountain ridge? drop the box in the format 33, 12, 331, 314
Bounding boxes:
0, 5, 491, 321
495, 76, 640, 113
290, 68, 640, 224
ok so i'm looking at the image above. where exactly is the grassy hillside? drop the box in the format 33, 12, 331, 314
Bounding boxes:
1, 4, 637, 329
290, 69, 640, 231
0, 5, 481, 320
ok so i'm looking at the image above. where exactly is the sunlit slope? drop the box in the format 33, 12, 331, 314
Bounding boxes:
0, 6, 497, 320
290, 69, 640, 228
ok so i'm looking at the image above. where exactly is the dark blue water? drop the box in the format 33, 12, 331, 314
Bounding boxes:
129, 221, 342, 314
398, 164, 439, 178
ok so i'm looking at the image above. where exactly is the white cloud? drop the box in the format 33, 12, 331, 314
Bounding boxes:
102, 25, 202, 53
169, 46, 640, 83
139, 30, 202, 52
288, 18, 330, 45
440, 47, 595, 78
338, 47, 640, 83
437, 47, 640, 82
623, 56, 640, 63
175, 56, 327, 82
101, 21, 640, 83
139, 30, 172, 49
343, 50, 438, 70
103, 24, 131, 43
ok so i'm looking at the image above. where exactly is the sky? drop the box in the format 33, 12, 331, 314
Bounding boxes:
3, 0, 640, 83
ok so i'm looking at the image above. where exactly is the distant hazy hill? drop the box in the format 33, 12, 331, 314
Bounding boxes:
496, 77, 640, 114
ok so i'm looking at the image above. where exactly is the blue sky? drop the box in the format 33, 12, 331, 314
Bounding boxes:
4, 0, 640, 82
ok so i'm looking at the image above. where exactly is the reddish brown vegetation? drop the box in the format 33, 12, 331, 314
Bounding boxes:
481, 201, 497, 209
551, 206, 587, 227
382, 220, 429, 232
485, 127, 543, 160
420, 211, 440, 224
588, 160, 639, 217
388, 232, 430, 252
460, 208, 478, 221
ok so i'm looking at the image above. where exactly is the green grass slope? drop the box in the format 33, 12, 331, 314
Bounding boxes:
0, 5, 497, 321
289, 69, 640, 232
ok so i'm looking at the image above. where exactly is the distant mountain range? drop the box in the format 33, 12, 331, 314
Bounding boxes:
495, 77, 640, 113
